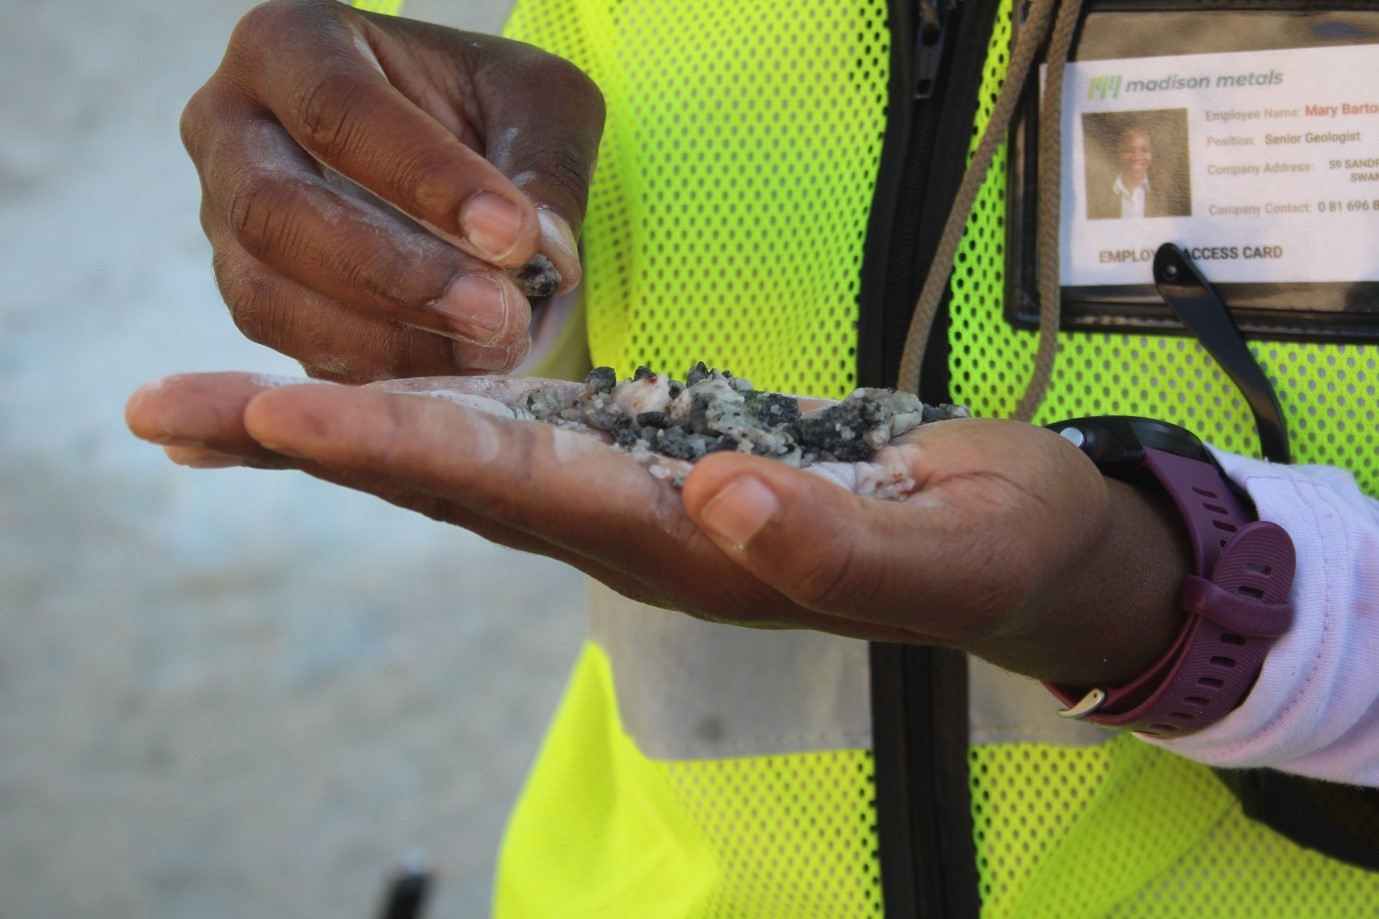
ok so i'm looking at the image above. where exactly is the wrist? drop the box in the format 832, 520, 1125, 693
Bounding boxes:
1083, 477, 1195, 684
1041, 418, 1297, 737
967, 435, 1190, 688
1018, 472, 1192, 689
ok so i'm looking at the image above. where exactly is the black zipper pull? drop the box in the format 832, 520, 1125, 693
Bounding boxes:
914, 0, 958, 99
1153, 242, 1291, 463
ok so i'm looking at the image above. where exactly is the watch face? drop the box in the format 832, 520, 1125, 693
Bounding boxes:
1047, 415, 1206, 470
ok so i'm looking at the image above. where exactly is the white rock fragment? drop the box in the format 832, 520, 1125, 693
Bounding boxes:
612, 372, 673, 418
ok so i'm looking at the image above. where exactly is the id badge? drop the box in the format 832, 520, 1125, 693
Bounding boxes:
1007, 4, 1379, 342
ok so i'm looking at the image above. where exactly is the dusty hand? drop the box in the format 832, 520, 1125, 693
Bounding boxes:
182, 0, 604, 380
126, 373, 1191, 687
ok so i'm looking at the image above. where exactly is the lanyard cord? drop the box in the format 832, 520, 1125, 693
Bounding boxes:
897, 0, 1084, 423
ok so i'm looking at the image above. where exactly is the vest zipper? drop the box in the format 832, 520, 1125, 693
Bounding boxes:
858, 0, 999, 397
914, 0, 955, 99
859, 1, 1001, 916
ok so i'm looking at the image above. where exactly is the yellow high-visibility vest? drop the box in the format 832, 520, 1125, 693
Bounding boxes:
358, 0, 1379, 914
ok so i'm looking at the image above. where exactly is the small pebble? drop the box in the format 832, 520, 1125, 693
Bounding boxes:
508, 254, 562, 298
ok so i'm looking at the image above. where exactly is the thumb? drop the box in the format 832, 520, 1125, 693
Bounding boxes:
681, 454, 946, 642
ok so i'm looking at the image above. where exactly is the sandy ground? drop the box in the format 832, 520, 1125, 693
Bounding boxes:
0, 2, 589, 916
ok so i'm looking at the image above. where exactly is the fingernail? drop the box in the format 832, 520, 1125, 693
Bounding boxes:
143, 433, 206, 448
435, 274, 511, 344
460, 192, 526, 262
537, 207, 582, 290
699, 476, 780, 551
164, 446, 243, 469
454, 339, 525, 373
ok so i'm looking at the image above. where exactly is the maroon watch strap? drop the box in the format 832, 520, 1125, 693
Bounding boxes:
1047, 448, 1296, 737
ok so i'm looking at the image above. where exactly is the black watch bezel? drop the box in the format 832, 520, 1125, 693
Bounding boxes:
1045, 415, 1207, 476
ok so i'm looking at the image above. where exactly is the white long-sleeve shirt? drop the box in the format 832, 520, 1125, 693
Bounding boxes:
1152, 447, 1379, 786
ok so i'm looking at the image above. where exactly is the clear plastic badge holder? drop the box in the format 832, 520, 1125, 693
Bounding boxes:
1006, 2, 1379, 344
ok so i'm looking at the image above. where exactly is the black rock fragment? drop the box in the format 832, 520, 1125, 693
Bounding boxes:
508, 254, 562, 298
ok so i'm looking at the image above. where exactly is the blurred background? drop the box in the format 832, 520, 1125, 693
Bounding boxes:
0, 1, 588, 916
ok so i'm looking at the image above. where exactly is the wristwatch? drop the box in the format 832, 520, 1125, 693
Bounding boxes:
1042, 416, 1296, 737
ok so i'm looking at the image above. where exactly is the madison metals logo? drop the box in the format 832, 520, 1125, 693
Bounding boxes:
1088, 74, 1122, 100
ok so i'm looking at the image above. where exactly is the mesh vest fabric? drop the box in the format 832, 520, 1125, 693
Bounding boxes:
497, 0, 888, 914
350, 0, 405, 14
971, 738, 1379, 918
495, 643, 882, 917
487, 0, 1379, 915
503, 0, 889, 400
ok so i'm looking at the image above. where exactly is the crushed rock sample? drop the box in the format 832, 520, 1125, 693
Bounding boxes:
509, 254, 562, 298
519, 363, 969, 468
